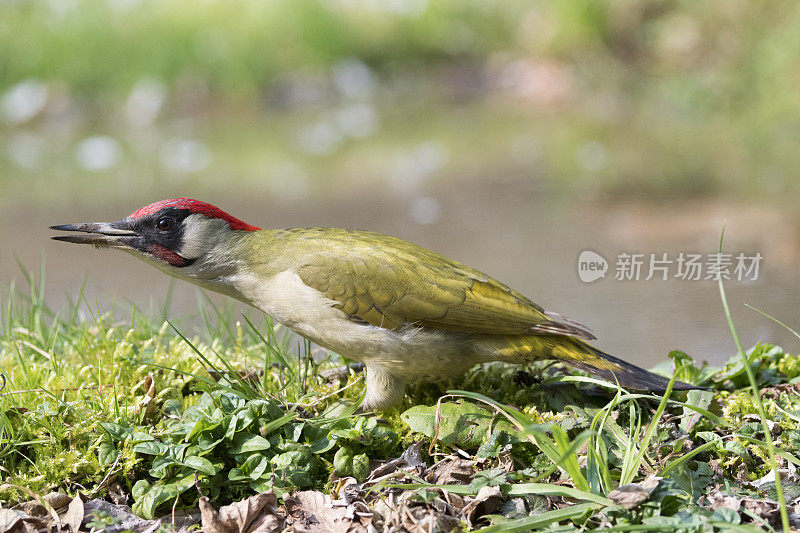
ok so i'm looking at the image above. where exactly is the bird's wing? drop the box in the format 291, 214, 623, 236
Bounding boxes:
292, 229, 595, 339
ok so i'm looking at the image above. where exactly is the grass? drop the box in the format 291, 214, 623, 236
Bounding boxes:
2, 266, 800, 531
717, 229, 789, 531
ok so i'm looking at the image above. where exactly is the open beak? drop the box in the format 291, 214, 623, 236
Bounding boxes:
50, 220, 139, 248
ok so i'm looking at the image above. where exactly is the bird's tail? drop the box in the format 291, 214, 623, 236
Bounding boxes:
486, 335, 702, 392
564, 342, 702, 392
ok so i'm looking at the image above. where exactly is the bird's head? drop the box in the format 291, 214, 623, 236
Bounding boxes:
51, 198, 261, 281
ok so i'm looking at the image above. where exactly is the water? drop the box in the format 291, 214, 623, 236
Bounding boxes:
3, 178, 798, 369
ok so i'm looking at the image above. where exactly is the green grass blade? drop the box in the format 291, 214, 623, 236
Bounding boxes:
502, 483, 614, 506
620, 370, 680, 485
165, 320, 258, 399
717, 227, 790, 533
474, 502, 600, 532
745, 304, 800, 340
449, 389, 594, 492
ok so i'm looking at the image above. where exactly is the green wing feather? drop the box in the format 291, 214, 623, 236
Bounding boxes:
276, 228, 594, 338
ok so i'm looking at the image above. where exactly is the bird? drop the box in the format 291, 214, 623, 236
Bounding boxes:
51, 198, 700, 409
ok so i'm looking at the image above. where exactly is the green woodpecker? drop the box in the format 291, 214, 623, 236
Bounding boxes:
51, 198, 699, 408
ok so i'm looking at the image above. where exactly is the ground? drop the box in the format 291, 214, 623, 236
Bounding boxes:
1, 277, 799, 533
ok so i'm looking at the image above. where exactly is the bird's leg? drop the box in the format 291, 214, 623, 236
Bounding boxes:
360, 364, 407, 411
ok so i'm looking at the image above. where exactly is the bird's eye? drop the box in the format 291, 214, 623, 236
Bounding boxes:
156, 217, 174, 232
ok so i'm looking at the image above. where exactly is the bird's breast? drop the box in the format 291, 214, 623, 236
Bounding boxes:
233, 270, 478, 378
235, 270, 388, 352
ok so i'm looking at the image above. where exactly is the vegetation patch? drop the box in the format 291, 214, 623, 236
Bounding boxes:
2, 275, 799, 532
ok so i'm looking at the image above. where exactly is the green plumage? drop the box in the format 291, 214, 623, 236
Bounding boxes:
252, 228, 591, 337
241, 228, 698, 398
52, 201, 703, 410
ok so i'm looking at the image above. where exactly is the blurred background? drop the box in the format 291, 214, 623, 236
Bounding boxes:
1, 0, 798, 367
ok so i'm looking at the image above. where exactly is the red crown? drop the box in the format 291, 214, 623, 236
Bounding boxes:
128, 198, 261, 232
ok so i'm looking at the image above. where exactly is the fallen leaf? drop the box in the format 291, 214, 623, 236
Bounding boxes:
284, 491, 352, 533
401, 441, 425, 470
16, 502, 46, 519
396, 499, 459, 533
335, 478, 361, 506
608, 485, 649, 510
364, 441, 426, 485
63, 495, 85, 533
139, 373, 157, 422
0, 509, 44, 533
461, 485, 503, 523
708, 490, 742, 512
742, 497, 780, 526
499, 498, 527, 519
83, 499, 162, 533
753, 469, 776, 488
426, 456, 476, 485
42, 492, 72, 512
200, 492, 282, 533
608, 476, 661, 510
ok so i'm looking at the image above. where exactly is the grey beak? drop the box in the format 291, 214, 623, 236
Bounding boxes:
50, 220, 138, 247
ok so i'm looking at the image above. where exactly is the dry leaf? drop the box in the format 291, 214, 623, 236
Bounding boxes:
284, 491, 351, 533
139, 374, 157, 421
83, 499, 161, 533
401, 441, 425, 470
708, 491, 742, 511
608, 476, 662, 510
63, 495, 85, 533
0, 509, 44, 533
200, 492, 283, 533
426, 456, 475, 485
16, 502, 46, 519
42, 492, 72, 512
742, 498, 779, 521
461, 485, 503, 522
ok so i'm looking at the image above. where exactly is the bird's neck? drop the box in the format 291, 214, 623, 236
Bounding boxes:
167, 229, 283, 305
